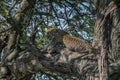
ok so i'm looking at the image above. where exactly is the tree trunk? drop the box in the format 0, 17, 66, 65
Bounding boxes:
93, 0, 120, 80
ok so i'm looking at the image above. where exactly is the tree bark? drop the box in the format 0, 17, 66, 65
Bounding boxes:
93, 0, 120, 80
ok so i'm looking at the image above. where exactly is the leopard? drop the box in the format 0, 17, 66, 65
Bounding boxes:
45, 28, 93, 53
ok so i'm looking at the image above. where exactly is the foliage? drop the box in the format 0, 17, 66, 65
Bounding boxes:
0, 0, 95, 44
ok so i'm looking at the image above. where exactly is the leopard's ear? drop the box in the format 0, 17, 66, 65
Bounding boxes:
45, 28, 55, 32
45, 28, 49, 32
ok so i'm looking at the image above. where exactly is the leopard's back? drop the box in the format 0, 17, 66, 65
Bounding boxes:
63, 35, 92, 53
